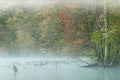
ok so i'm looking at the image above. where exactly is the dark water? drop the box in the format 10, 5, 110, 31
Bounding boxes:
0, 57, 120, 80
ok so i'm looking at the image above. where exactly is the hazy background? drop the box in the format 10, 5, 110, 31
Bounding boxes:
0, 0, 120, 57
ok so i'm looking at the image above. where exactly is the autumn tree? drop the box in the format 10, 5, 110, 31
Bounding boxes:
6, 8, 40, 55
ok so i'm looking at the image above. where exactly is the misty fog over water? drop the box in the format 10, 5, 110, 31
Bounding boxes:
0, 57, 120, 80
0, 0, 120, 80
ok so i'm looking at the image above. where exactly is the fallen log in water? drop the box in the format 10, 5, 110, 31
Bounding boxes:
82, 63, 98, 67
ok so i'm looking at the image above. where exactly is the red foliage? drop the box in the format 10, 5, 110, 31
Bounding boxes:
58, 11, 74, 42
73, 39, 84, 45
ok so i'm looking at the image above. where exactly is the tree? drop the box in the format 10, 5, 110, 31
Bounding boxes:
6, 8, 40, 54
35, 6, 64, 54
104, 0, 109, 66
91, 0, 120, 67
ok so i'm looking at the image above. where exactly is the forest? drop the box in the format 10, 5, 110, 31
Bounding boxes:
0, 0, 120, 67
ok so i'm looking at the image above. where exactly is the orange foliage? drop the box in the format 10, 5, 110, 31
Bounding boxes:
58, 11, 74, 42
79, 25, 85, 30
64, 4, 79, 9
77, 32, 81, 36
73, 39, 84, 45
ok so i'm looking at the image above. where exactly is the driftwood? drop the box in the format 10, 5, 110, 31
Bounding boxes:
82, 63, 98, 67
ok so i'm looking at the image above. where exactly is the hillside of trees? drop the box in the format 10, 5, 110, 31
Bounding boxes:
0, 0, 120, 66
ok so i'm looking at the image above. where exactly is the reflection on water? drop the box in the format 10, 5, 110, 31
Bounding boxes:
14, 72, 17, 80
0, 58, 120, 80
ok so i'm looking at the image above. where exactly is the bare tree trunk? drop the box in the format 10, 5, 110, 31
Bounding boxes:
104, 0, 109, 66
93, 0, 98, 30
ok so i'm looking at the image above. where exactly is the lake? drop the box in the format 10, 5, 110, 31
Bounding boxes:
0, 57, 120, 80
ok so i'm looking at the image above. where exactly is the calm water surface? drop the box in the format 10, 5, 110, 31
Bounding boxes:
0, 57, 120, 80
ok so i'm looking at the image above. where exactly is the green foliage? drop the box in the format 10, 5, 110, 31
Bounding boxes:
90, 2, 120, 66
108, 26, 120, 44
91, 31, 103, 45
0, 2, 120, 61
